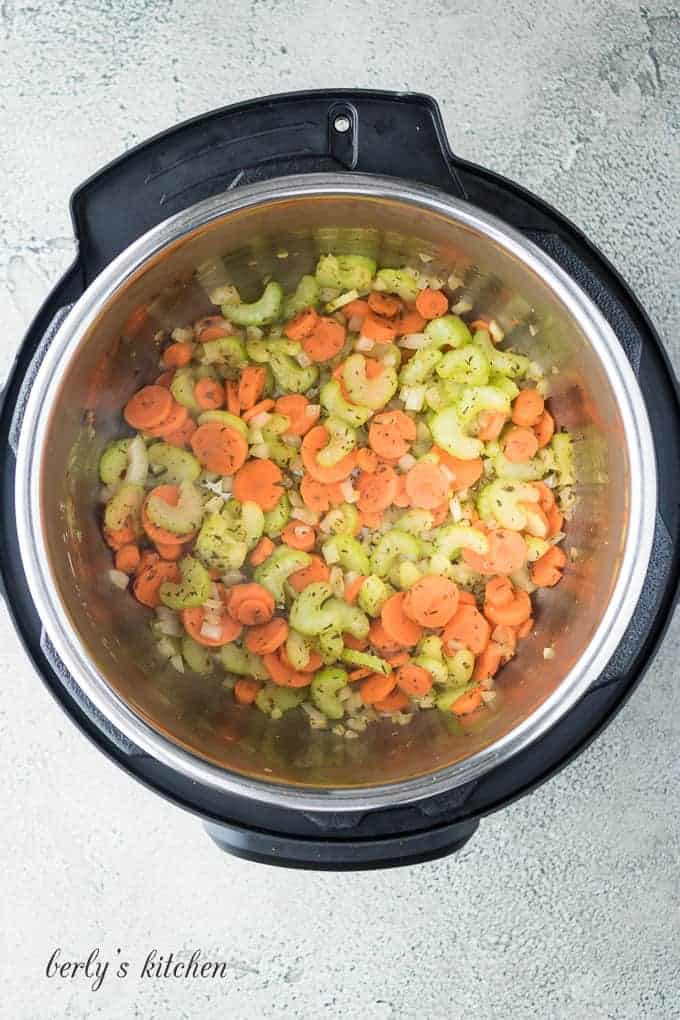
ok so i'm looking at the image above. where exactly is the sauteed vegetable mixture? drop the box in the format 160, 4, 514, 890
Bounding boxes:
100, 255, 573, 735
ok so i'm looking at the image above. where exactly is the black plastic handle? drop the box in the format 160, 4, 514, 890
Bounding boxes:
71, 89, 466, 282
204, 816, 478, 870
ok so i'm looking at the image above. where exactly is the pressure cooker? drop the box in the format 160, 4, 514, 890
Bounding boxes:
2, 91, 678, 868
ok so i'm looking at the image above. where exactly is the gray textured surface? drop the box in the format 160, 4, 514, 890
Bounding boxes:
1, 2, 679, 1018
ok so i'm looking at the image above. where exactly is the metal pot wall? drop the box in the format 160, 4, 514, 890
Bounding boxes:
14, 172, 656, 814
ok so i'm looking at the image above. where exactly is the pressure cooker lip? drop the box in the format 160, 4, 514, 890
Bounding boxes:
14, 172, 657, 813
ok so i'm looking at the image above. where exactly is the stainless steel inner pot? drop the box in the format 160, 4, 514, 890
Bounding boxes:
15, 174, 656, 812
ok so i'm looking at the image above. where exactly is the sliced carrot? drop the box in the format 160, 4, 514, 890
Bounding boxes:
415, 288, 448, 320
344, 575, 366, 605
133, 559, 180, 609
393, 474, 411, 508
533, 481, 556, 513
394, 306, 427, 336
403, 575, 459, 628
343, 298, 369, 323
162, 341, 194, 369
225, 380, 241, 415
368, 410, 416, 460
385, 651, 410, 667
359, 509, 384, 529
534, 410, 555, 448
356, 462, 398, 513
281, 521, 316, 551
442, 603, 490, 656
477, 411, 507, 442
381, 592, 423, 647
299, 474, 344, 513
364, 358, 384, 380
360, 311, 396, 344
124, 385, 173, 430
225, 583, 275, 626
279, 646, 323, 674
155, 542, 184, 561
249, 536, 275, 566
114, 543, 140, 574
275, 394, 318, 436
342, 633, 369, 651
503, 426, 539, 463
182, 603, 242, 647
368, 291, 402, 318
232, 458, 283, 510
360, 672, 397, 705
492, 624, 517, 661
396, 663, 432, 697
431, 447, 484, 493
516, 616, 534, 639
429, 502, 450, 527
374, 689, 410, 713
196, 316, 233, 342
531, 545, 567, 587
469, 318, 490, 332
142, 486, 194, 546
238, 365, 267, 410
234, 679, 261, 705
242, 398, 275, 423
143, 400, 189, 438
369, 618, 404, 656
194, 377, 225, 411
245, 617, 289, 655
546, 504, 564, 538
405, 461, 449, 510
462, 529, 527, 576
356, 447, 379, 473
301, 425, 356, 484
164, 416, 197, 448
348, 666, 373, 682
155, 370, 174, 389
451, 688, 484, 716
457, 590, 477, 606
284, 307, 319, 341
484, 575, 514, 608
473, 642, 502, 681
301, 317, 346, 362
287, 554, 330, 592
104, 520, 138, 550
484, 588, 532, 627
263, 650, 311, 688
136, 550, 159, 575
512, 388, 544, 428
190, 423, 248, 475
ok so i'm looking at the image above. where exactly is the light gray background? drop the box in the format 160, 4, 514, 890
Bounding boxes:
1, 2, 679, 1018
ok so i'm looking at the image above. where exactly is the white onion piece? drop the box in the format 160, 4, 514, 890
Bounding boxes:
250, 444, 271, 459
108, 569, 129, 589
221, 570, 245, 586
291, 506, 320, 525
305, 404, 321, 418
200, 621, 223, 641
249, 411, 271, 428
170, 654, 185, 673
397, 332, 427, 350
340, 479, 358, 503
296, 351, 312, 368
449, 496, 463, 522
397, 453, 416, 472
356, 336, 375, 352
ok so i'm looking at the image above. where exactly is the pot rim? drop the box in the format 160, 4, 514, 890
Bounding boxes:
15, 173, 657, 812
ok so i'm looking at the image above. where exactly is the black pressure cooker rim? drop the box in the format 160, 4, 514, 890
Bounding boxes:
1, 89, 678, 868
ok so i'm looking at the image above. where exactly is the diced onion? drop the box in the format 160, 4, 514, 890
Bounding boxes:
418, 251, 434, 263
203, 607, 222, 628
250, 411, 271, 428
397, 332, 427, 350
401, 385, 426, 411
291, 506, 320, 525
288, 489, 303, 508
323, 542, 340, 565
452, 299, 472, 315
208, 284, 239, 306
282, 433, 301, 447
537, 379, 552, 398
221, 570, 245, 586
289, 457, 305, 475
543, 646, 556, 660
440, 465, 456, 484
340, 479, 359, 503
155, 608, 182, 636
246, 325, 263, 342
319, 509, 344, 534
329, 566, 345, 596
489, 319, 504, 343
201, 597, 223, 611
344, 570, 359, 587
449, 496, 463, 522
296, 351, 312, 368
348, 315, 364, 333
356, 336, 375, 352
170, 654, 185, 673
481, 690, 497, 703
250, 443, 271, 459
447, 272, 464, 291
305, 404, 321, 418
529, 323, 539, 337
108, 569, 129, 589
398, 453, 416, 472
200, 621, 223, 641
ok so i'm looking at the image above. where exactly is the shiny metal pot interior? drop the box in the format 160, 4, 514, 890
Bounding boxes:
16, 175, 656, 811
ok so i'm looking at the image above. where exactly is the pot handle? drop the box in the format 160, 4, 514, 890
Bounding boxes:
204, 815, 478, 870
71, 90, 467, 282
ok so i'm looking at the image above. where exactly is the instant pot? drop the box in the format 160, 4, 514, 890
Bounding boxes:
2, 91, 678, 869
